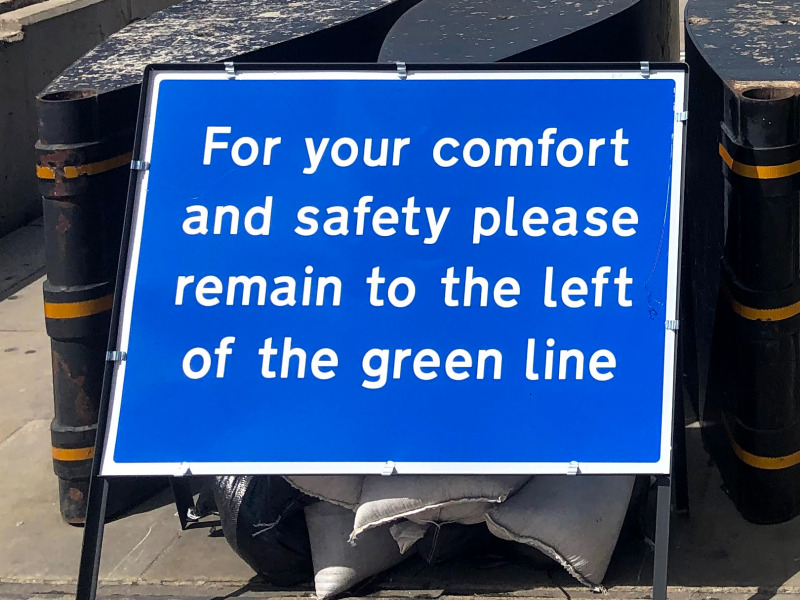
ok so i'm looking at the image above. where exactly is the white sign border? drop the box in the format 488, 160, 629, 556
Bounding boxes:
101, 66, 687, 477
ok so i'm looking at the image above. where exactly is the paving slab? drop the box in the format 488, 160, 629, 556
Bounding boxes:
668, 430, 800, 589
0, 268, 46, 331
0, 219, 45, 301
0, 419, 184, 583
0, 278, 52, 443
140, 525, 258, 584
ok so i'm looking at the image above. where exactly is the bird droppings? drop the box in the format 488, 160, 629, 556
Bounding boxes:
379, 0, 673, 62
687, 0, 800, 79
43, 0, 407, 96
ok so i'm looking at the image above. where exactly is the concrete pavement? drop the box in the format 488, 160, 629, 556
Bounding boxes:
0, 223, 248, 588
3, 218, 800, 599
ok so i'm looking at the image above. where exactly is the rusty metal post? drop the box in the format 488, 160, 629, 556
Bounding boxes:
36, 89, 133, 523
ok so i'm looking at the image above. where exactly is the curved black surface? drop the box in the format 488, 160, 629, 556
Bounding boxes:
43, 0, 420, 96
686, 0, 800, 84
683, 0, 800, 411
379, 0, 675, 62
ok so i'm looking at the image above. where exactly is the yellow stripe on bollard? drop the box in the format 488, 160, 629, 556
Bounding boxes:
729, 295, 800, 322
725, 417, 800, 470
719, 143, 800, 180
36, 152, 133, 180
52, 446, 95, 461
44, 294, 114, 319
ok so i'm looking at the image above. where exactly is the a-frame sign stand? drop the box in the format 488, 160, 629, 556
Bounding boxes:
74, 62, 688, 600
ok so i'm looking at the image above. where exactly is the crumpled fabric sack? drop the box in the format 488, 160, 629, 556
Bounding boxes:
389, 520, 429, 554
485, 475, 635, 588
352, 475, 529, 541
306, 501, 410, 600
389, 519, 500, 563
212, 475, 314, 585
284, 475, 364, 510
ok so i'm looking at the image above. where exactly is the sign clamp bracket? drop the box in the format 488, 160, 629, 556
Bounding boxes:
396, 62, 407, 79
105, 350, 127, 363
640, 61, 651, 78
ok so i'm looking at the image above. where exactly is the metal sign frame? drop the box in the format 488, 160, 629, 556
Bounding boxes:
101, 62, 686, 478
76, 61, 688, 600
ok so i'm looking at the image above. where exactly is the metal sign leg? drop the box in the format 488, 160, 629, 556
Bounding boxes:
653, 475, 672, 600
170, 477, 196, 530
672, 392, 690, 514
75, 475, 110, 600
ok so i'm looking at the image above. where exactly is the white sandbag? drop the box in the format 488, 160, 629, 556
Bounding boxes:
485, 475, 635, 588
285, 476, 364, 509
352, 475, 529, 541
389, 521, 429, 554
306, 501, 409, 600
406, 500, 494, 525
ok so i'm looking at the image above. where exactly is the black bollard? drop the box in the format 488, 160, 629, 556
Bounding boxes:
686, 0, 800, 523
36, 0, 422, 523
717, 87, 800, 523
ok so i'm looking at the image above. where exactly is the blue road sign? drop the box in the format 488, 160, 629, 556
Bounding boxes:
101, 65, 687, 476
